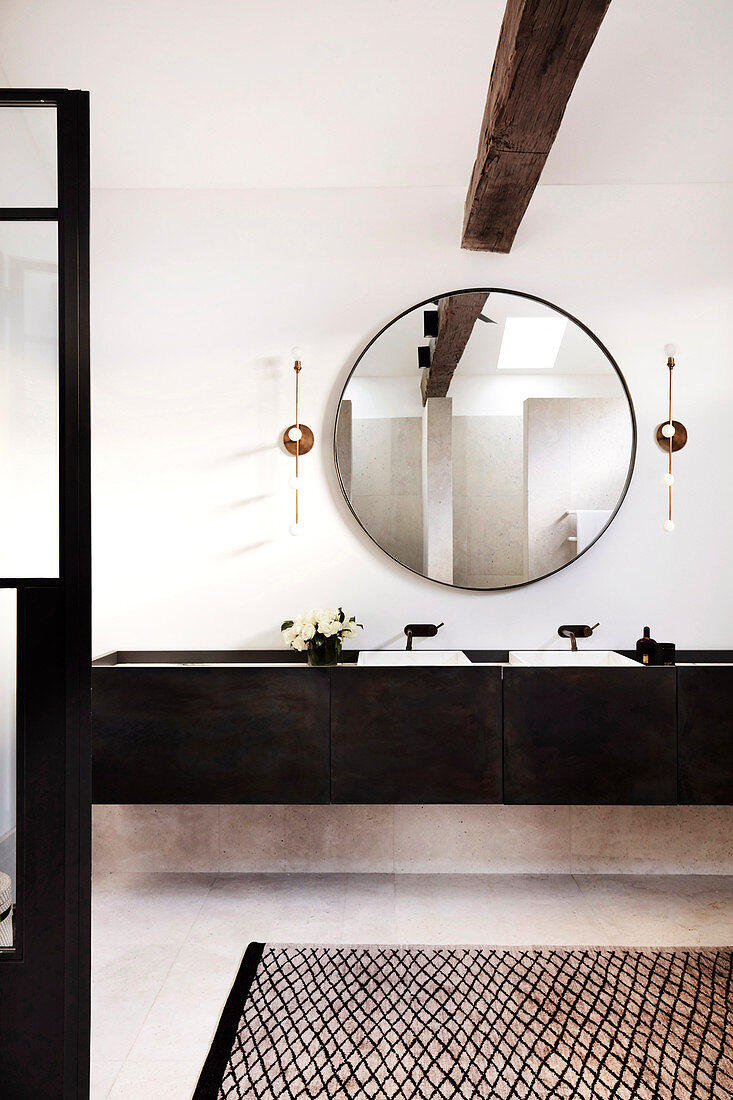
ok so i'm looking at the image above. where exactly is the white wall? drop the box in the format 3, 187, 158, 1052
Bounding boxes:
91, 182, 733, 654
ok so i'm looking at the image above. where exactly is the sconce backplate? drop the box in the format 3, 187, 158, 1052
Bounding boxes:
655, 420, 688, 452
283, 424, 315, 456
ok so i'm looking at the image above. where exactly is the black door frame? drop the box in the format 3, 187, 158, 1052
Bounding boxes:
0, 89, 91, 1100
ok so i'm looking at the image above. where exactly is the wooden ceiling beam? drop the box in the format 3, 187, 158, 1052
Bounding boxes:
421, 292, 488, 404
462, 0, 612, 253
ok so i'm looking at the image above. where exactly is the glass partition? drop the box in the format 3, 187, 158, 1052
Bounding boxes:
0, 591, 17, 948
0, 91, 90, 1093
0, 101, 60, 955
0, 221, 59, 576
0, 106, 57, 207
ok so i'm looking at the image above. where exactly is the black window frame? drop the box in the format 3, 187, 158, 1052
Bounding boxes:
0, 88, 91, 1100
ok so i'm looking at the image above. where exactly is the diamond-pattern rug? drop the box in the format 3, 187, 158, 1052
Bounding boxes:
193, 943, 733, 1099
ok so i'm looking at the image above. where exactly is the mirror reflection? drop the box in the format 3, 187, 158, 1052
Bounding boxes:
335, 290, 635, 589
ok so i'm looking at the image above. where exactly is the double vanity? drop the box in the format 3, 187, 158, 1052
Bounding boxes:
91, 291, 728, 810
91, 650, 733, 807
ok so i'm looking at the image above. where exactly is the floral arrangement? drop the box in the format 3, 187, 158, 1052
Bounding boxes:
281, 608, 361, 666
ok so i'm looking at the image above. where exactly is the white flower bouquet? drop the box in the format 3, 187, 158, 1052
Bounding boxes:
281, 608, 362, 666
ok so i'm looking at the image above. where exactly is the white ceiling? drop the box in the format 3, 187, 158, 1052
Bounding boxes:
1, 0, 730, 190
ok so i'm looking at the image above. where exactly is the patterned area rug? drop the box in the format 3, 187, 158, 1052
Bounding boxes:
194, 943, 733, 1099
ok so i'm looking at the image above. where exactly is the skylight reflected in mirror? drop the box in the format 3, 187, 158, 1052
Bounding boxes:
496, 316, 568, 370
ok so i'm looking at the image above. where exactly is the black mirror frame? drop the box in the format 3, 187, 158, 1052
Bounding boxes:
333, 287, 637, 592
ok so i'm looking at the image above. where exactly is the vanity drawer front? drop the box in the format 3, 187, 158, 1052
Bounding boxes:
92, 668, 330, 803
678, 666, 733, 804
330, 667, 502, 803
503, 667, 677, 805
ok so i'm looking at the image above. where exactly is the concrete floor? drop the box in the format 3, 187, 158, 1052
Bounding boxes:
91, 871, 733, 1099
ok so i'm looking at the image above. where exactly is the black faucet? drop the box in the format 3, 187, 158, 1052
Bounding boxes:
558, 623, 600, 652
404, 623, 444, 651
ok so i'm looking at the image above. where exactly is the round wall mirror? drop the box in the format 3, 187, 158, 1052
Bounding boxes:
334, 288, 636, 590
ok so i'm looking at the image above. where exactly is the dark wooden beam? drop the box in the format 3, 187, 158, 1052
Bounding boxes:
462, 0, 612, 253
421, 292, 488, 404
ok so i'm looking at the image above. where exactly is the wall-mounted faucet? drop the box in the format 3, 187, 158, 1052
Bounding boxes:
404, 623, 444, 651
558, 623, 600, 652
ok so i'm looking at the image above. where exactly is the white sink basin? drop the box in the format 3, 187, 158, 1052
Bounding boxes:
509, 650, 637, 667
357, 650, 471, 667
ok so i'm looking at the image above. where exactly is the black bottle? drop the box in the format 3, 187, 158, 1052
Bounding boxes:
636, 627, 658, 666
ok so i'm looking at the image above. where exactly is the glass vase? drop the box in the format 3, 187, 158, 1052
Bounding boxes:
307, 636, 342, 667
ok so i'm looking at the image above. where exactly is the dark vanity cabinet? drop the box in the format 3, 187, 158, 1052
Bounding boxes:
503, 667, 677, 804
92, 655, 733, 806
330, 667, 502, 803
92, 667, 330, 803
678, 666, 733, 804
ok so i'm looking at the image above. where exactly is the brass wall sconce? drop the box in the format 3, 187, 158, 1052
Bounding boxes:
282, 347, 314, 536
655, 343, 687, 533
